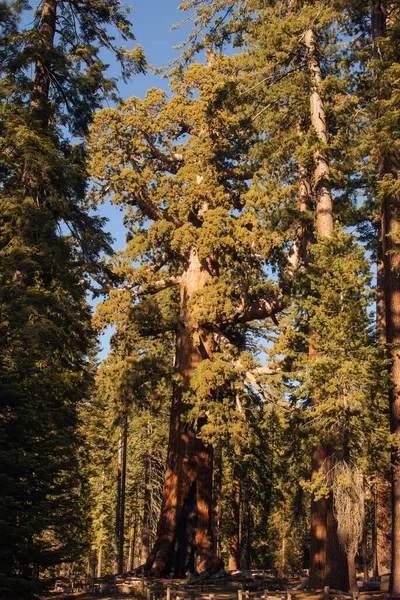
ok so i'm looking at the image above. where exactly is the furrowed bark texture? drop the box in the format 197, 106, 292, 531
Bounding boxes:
305, 27, 349, 590
145, 250, 223, 577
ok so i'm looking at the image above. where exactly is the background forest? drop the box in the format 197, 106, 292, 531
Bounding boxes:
0, 0, 399, 599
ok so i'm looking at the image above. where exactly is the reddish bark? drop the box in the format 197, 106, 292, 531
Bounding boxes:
145, 250, 223, 576
228, 460, 241, 570
310, 446, 328, 589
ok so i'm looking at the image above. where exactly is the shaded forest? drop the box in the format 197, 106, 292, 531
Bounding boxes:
0, 1, 399, 599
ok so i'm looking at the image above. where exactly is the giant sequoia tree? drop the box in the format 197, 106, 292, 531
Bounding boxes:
172, 0, 391, 588
0, 0, 144, 588
89, 57, 285, 576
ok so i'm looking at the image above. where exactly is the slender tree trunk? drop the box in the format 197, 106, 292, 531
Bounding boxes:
212, 444, 223, 556
305, 27, 349, 590
128, 488, 139, 572
369, 1, 400, 592
115, 414, 128, 574
23, 0, 56, 198
145, 249, 223, 577
97, 545, 102, 579
305, 28, 333, 239
114, 427, 122, 574
31, 0, 56, 125
229, 459, 241, 570
118, 413, 128, 574
361, 539, 368, 583
245, 505, 252, 570
372, 491, 378, 579
141, 449, 152, 564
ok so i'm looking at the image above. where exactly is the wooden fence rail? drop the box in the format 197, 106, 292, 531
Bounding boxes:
141, 586, 375, 600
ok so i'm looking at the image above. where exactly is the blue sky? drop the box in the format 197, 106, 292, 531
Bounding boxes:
97, 1, 193, 251
93, 1, 193, 357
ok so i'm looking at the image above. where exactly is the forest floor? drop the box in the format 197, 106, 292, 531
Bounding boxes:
39, 580, 388, 600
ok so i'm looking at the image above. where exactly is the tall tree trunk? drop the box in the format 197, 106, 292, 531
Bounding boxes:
23, 0, 57, 195
115, 414, 128, 574
305, 27, 348, 590
383, 171, 400, 591
31, 0, 56, 126
114, 427, 122, 574
369, 1, 400, 592
376, 478, 391, 575
325, 487, 350, 591
128, 488, 139, 572
141, 449, 152, 564
118, 413, 128, 574
145, 249, 223, 577
245, 505, 252, 570
229, 459, 241, 570
97, 545, 102, 579
310, 446, 328, 588
212, 444, 223, 556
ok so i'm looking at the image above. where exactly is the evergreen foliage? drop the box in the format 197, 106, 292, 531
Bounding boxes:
1, 0, 399, 588
0, 0, 143, 592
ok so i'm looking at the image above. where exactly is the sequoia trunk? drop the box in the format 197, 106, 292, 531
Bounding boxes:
145, 250, 223, 576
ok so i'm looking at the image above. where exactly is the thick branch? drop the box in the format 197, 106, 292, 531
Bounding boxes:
143, 132, 183, 172
89, 271, 181, 298
231, 296, 283, 325
130, 275, 182, 298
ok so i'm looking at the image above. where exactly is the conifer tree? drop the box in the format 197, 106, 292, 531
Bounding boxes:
174, 0, 390, 588
89, 56, 284, 576
0, 0, 144, 590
